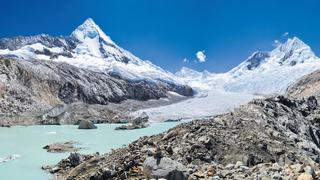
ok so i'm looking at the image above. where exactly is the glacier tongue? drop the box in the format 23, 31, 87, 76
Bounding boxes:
132, 89, 259, 122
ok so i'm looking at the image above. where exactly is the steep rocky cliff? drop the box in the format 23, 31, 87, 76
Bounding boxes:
0, 58, 192, 125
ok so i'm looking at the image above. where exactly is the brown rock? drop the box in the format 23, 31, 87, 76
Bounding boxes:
297, 173, 313, 180
43, 141, 80, 153
193, 171, 205, 178
207, 166, 216, 176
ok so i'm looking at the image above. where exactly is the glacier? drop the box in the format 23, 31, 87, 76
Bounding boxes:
132, 89, 259, 122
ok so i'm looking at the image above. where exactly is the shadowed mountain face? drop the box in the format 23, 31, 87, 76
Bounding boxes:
0, 58, 192, 121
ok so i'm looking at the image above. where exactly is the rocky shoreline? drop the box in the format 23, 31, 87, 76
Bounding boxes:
45, 95, 320, 179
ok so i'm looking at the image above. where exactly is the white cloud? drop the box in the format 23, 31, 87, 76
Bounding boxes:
196, 51, 206, 63
283, 32, 289, 37
273, 39, 280, 46
183, 58, 188, 63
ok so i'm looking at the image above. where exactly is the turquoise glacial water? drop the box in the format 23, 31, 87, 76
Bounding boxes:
0, 122, 180, 180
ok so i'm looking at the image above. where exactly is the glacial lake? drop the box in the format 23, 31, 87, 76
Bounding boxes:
0, 122, 181, 180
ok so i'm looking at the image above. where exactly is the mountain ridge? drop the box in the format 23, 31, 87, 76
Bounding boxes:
0, 18, 181, 86
176, 37, 320, 94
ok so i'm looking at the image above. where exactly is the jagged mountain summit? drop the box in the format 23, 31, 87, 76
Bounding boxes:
0, 18, 179, 84
177, 37, 320, 94
225, 37, 320, 94
229, 37, 318, 76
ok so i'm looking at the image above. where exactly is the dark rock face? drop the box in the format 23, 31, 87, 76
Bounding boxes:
47, 95, 320, 179
143, 157, 187, 179
245, 51, 270, 70
0, 34, 77, 51
78, 120, 97, 129
0, 58, 193, 121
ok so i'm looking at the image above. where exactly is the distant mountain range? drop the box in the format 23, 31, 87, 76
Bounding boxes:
177, 37, 320, 94
1, 18, 320, 96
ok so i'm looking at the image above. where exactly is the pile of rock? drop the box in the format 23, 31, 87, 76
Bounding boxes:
45, 95, 320, 179
42, 153, 93, 174
115, 112, 149, 130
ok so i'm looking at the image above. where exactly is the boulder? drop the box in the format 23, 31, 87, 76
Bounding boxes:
297, 173, 313, 180
68, 153, 82, 167
143, 157, 187, 179
132, 112, 149, 125
78, 120, 97, 129
164, 119, 182, 122
115, 123, 149, 130
43, 141, 80, 153
0, 124, 10, 128
115, 112, 149, 130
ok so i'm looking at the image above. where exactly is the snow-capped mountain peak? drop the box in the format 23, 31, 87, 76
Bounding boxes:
224, 37, 320, 94
276, 37, 310, 53
70, 18, 120, 58
0, 18, 181, 85
71, 18, 114, 45
229, 37, 317, 77
270, 37, 316, 66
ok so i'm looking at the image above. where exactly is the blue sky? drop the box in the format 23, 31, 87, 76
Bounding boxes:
1, 0, 319, 73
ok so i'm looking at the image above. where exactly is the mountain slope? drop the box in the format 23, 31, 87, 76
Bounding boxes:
0, 57, 192, 125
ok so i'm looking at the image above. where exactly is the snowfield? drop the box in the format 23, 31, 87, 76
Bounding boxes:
132, 89, 259, 122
